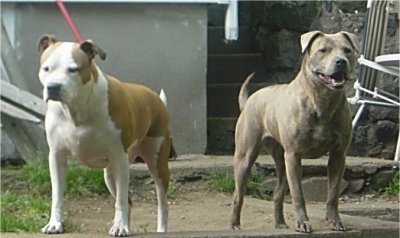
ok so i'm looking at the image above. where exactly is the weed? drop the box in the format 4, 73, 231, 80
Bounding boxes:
167, 181, 177, 199
210, 173, 235, 193
380, 171, 399, 196
1, 156, 107, 232
137, 223, 149, 233
210, 172, 263, 198
18, 157, 108, 197
0, 190, 82, 233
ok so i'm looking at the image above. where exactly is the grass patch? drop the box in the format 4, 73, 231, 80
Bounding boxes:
167, 181, 178, 199
380, 171, 399, 196
0, 190, 81, 232
18, 157, 108, 197
1, 156, 109, 233
1, 190, 49, 232
210, 173, 235, 193
210, 172, 263, 198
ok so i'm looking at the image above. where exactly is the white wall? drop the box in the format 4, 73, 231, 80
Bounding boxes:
2, 2, 208, 155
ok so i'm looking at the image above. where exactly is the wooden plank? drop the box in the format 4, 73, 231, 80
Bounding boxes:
1, 100, 42, 124
1, 80, 46, 119
1, 113, 48, 161
1, 19, 48, 161
1, 20, 30, 91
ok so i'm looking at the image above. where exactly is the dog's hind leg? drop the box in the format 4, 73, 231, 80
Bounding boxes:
266, 139, 289, 229
228, 117, 262, 230
140, 136, 169, 233
326, 149, 346, 231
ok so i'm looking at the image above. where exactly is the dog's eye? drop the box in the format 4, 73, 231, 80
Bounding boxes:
343, 47, 352, 53
68, 67, 80, 73
318, 48, 327, 53
43, 66, 50, 72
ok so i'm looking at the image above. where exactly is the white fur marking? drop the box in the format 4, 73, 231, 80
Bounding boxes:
159, 89, 167, 106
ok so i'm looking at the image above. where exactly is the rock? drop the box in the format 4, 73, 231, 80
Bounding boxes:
334, 1, 366, 13
370, 170, 397, 191
265, 30, 301, 69
365, 166, 378, 175
259, 176, 352, 202
265, 1, 321, 32
301, 177, 348, 202
347, 178, 365, 193
374, 121, 398, 143
260, 177, 277, 195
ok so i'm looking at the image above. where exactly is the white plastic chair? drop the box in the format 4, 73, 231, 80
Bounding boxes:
348, 0, 400, 160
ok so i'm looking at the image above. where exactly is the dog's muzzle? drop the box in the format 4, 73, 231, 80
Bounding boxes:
46, 83, 63, 101
315, 58, 348, 90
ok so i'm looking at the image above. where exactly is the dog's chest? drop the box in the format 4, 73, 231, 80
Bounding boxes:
52, 113, 122, 168
294, 112, 346, 156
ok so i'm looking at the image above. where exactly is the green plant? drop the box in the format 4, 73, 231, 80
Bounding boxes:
210, 172, 263, 198
18, 157, 108, 197
137, 223, 149, 233
167, 181, 177, 199
210, 173, 235, 193
0, 190, 81, 233
380, 171, 399, 196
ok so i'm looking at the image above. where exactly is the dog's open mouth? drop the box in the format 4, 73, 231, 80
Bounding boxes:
316, 72, 345, 89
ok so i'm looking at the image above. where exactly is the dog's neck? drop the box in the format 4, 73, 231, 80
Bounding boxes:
293, 69, 347, 118
55, 66, 109, 126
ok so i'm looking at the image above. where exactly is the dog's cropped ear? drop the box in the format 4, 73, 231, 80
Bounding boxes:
37, 34, 58, 54
300, 31, 324, 54
80, 40, 107, 61
340, 31, 360, 54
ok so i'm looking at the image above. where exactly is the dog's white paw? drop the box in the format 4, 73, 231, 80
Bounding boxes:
41, 221, 63, 234
109, 223, 132, 237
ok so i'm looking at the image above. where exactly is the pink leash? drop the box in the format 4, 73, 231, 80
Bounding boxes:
56, 0, 83, 42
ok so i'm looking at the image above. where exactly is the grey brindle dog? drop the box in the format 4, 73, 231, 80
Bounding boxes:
228, 31, 359, 233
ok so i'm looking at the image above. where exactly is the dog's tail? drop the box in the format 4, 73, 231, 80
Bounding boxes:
238, 72, 255, 111
158, 89, 178, 159
159, 89, 167, 106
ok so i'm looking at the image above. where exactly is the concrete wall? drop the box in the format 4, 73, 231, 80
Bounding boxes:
2, 2, 207, 155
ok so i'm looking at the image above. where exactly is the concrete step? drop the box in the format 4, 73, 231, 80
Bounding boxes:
207, 53, 266, 84
207, 83, 270, 117
208, 27, 256, 54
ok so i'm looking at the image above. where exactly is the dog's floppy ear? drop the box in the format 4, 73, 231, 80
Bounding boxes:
300, 31, 324, 54
80, 40, 107, 61
37, 34, 58, 54
340, 31, 360, 54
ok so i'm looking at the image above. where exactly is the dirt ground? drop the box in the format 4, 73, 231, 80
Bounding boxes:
62, 180, 259, 234
57, 179, 398, 235
1, 164, 398, 237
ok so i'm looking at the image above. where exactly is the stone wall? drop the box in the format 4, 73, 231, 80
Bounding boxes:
255, 157, 398, 204
239, 1, 399, 159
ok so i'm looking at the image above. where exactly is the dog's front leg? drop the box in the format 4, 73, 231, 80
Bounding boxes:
326, 150, 346, 231
108, 153, 132, 237
42, 150, 68, 234
284, 151, 312, 233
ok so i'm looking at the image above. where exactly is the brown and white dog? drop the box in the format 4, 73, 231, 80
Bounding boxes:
229, 31, 359, 233
38, 35, 171, 236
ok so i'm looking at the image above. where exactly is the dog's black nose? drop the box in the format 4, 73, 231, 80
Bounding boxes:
335, 58, 347, 67
47, 83, 62, 93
